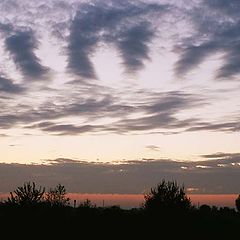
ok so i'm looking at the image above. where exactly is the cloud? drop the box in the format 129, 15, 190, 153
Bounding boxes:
40, 123, 102, 135
0, 114, 28, 129
1, 0, 240, 81
67, 0, 240, 81
199, 153, 240, 166
0, 0, 238, 137
114, 113, 184, 133
5, 30, 50, 80
0, 93, 121, 129
145, 145, 160, 151
0, 85, 237, 136
201, 152, 233, 159
143, 92, 199, 114
174, 0, 240, 80
0, 23, 13, 35
204, 0, 240, 16
0, 76, 24, 94
0, 89, 195, 131
174, 43, 219, 77
22, 91, 204, 135
67, 1, 166, 78
116, 21, 154, 73
216, 43, 240, 79
67, 9, 99, 79
0, 153, 240, 194
0, 134, 8, 137
186, 121, 240, 133
112, 92, 202, 133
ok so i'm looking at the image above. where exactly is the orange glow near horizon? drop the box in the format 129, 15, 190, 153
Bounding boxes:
0, 193, 237, 209
67, 193, 238, 208
67, 193, 145, 208
189, 194, 238, 208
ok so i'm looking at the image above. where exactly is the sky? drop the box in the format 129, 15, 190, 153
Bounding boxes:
0, 0, 240, 199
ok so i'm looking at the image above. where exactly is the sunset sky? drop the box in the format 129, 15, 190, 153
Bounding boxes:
0, 0, 240, 203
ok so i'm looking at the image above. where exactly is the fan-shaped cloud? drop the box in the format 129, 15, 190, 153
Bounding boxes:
5, 31, 50, 80
67, 1, 166, 78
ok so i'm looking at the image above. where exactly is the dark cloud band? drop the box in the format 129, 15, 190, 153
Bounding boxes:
0, 153, 240, 194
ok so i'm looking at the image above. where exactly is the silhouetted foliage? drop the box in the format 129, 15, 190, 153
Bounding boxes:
235, 194, 240, 212
6, 181, 45, 206
45, 184, 70, 207
143, 179, 191, 213
1, 180, 240, 238
199, 204, 212, 215
78, 198, 96, 208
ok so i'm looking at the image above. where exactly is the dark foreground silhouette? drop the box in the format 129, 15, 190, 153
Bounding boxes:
0, 180, 239, 237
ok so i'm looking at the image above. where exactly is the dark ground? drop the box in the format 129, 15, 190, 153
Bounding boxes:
0, 204, 239, 238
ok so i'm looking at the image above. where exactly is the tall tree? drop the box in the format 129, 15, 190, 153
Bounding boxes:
143, 179, 191, 213
7, 181, 45, 206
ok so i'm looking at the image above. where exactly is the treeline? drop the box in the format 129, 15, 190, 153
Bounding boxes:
0, 180, 240, 237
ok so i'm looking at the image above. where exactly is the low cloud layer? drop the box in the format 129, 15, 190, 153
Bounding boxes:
0, 153, 240, 194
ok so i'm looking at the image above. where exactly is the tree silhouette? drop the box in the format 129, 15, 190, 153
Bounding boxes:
235, 194, 240, 212
45, 184, 70, 207
143, 179, 191, 213
7, 181, 45, 206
